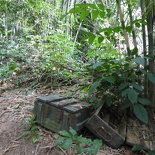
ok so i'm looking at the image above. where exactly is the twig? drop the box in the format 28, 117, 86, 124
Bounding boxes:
2, 145, 19, 155
34, 143, 40, 155
59, 147, 68, 155
0, 110, 11, 117
14, 134, 24, 141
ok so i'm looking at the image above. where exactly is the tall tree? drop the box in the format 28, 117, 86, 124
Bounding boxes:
146, 0, 155, 122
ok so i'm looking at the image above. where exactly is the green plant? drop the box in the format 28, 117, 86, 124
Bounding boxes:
55, 127, 102, 155
132, 144, 155, 155
68, 1, 155, 124
22, 115, 39, 143
87, 56, 155, 124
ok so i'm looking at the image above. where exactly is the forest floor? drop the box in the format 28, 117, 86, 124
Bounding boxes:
0, 84, 153, 155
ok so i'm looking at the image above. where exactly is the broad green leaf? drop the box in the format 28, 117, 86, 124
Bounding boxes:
60, 138, 73, 149
133, 104, 148, 124
120, 101, 131, 110
87, 4, 97, 9
132, 144, 145, 151
93, 62, 104, 69
92, 10, 99, 20
81, 36, 89, 41
126, 26, 132, 33
128, 89, 138, 104
31, 126, 39, 130
69, 127, 77, 136
141, 20, 147, 25
119, 82, 129, 91
98, 4, 105, 10
80, 10, 89, 20
133, 57, 145, 65
113, 26, 121, 32
76, 136, 92, 144
138, 98, 152, 105
88, 35, 96, 44
55, 137, 65, 145
147, 72, 155, 84
59, 130, 71, 137
99, 11, 105, 18
22, 131, 31, 135
135, 22, 141, 28
103, 76, 115, 83
131, 82, 143, 91
89, 79, 102, 95
98, 36, 104, 44
76, 145, 91, 153
91, 139, 102, 154
131, 47, 138, 55
69, 7, 82, 13
121, 88, 130, 97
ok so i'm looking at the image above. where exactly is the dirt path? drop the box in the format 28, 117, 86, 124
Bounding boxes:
0, 87, 140, 155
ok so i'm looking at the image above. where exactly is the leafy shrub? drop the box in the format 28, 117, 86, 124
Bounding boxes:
22, 115, 39, 143
55, 127, 102, 155
87, 56, 154, 124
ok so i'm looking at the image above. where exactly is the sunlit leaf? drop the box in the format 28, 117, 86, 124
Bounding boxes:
69, 7, 82, 13
126, 26, 132, 33
135, 22, 141, 28
98, 4, 105, 10
92, 10, 99, 20
98, 36, 104, 44
88, 35, 96, 44
80, 10, 89, 20
99, 11, 105, 18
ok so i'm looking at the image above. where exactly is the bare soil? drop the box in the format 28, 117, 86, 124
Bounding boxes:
0, 85, 151, 155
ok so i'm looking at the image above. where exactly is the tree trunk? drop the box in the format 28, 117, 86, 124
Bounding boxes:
146, 0, 155, 123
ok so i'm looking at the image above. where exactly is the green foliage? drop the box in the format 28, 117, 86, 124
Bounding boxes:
55, 127, 102, 155
133, 104, 148, 123
132, 144, 155, 155
85, 55, 153, 124
22, 115, 39, 143
132, 144, 145, 151
68, 1, 155, 125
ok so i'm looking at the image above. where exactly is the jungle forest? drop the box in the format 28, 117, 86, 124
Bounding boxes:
0, 0, 155, 154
